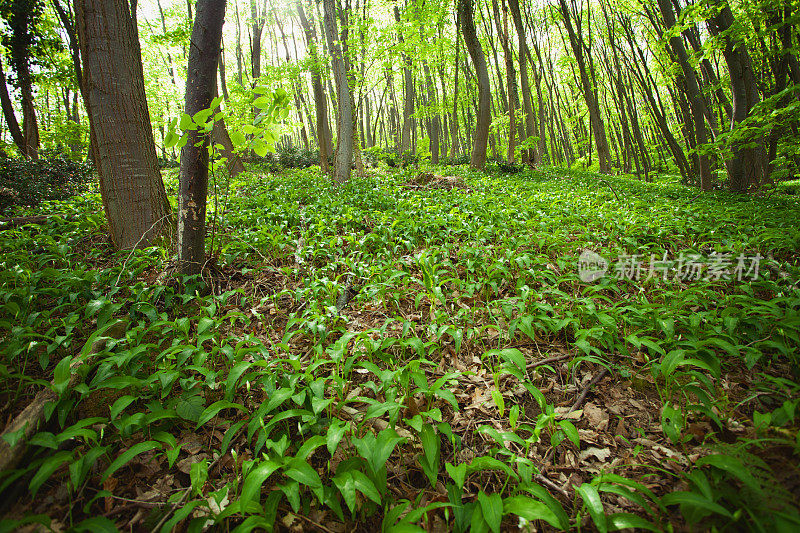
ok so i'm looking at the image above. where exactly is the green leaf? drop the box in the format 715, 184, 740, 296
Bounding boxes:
503, 495, 562, 530
197, 317, 215, 337
53, 355, 73, 395
696, 454, 761, 492
607, 512, 660, 532
284, 458, 322, 489
559, 420, 580, 448
72, 516, 119, 533
524, 484, 570, 529
230, 130, 246, 148
419, 423, 440, 487
333, 471, 358, 514
252, 139, 268, 157
477, 492, 503, 533
30, 451, 72, 496
264, 387, 294, 414
101, 441, 161, 482
197, 400, 246, 429
350, 470, 381, 504
1, 426, 26, 448
179, 113, 196, 131
190, 459, 209, 496
661, 491, 732, 518
489, 348, 526, 373
109, 395, 136, 420
175, 394, 205, 423
577, 483, 607, 533
326, 418, 347, 454
445, 462, 466, 488
240, 460, 280, 511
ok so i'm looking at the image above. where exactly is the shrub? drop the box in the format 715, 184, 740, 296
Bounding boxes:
0, 152, 94, 214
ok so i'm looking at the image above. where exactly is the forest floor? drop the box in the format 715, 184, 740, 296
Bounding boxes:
1, 164, 799, 532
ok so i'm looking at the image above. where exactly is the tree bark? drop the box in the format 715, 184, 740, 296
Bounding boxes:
323, 0, 352, 183
708, 2, 766, 193
656, 0, 712, 190
75, 0, 171, 249
458, 0, 490, 170
178, 0, 226, 275
297, 0, 332, 173
557, 0, 611, 173
0, 61, 25, 155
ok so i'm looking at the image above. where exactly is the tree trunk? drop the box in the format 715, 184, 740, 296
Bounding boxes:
507, 0, 535, 164
708, 2, 766, 193
394, 5, 414, 155
458, 0, 490, 170
323, 0, 352, 183
0, 61, 25, 155
557, 0, 611, 173
178, 0, 226, 275
656, 0, 712, 190
297, 0, 332, 173
75, 0, 171, 250
450, 10, 461, 159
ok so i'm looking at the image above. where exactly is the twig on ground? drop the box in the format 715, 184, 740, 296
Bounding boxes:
569, 367, 609, 413
534, 474, 570, 499
526, 353, 572, 370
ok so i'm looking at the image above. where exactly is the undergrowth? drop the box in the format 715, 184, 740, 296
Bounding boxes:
0, 165, 799, 532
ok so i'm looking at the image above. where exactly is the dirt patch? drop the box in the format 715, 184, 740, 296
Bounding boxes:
405, 172, 472, 192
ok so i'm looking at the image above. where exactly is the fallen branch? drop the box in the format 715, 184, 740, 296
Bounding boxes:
0, 215, 48, 231
568, 367, 609, 413
526, 353, 572, 370
534, 474, 570, 499
0, 321, 127, 474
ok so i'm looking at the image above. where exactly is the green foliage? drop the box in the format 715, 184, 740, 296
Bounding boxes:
0, 164, 798, 530
0, 152, 94, 213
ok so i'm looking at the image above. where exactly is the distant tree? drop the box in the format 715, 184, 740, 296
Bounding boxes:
177, 0, 227, 275
0, 0, 46, 158
557, 0, 611, 174
75, 0, 172, 249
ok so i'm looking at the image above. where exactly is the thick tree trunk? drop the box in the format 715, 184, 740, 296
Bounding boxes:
75, 0, 171, 250
708, 2, 766, 193
657, 0, 712, 190
323, 0, 352, 183
458, 0, 490, 170
178, 0, 226, 275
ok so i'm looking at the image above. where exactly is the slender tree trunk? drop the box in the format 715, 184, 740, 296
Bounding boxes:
557, 0, 610, 173
297, 0, 332, 172
458, 0, 490, 170
75, 0, 171, 249
0, 61, 25, 155
178, 0, 227, 275
323, 0, 352, 182
507, 0, 535, 164
450, 10, 461, 159
394, 5, 414, 155
657, 0, 712, 190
